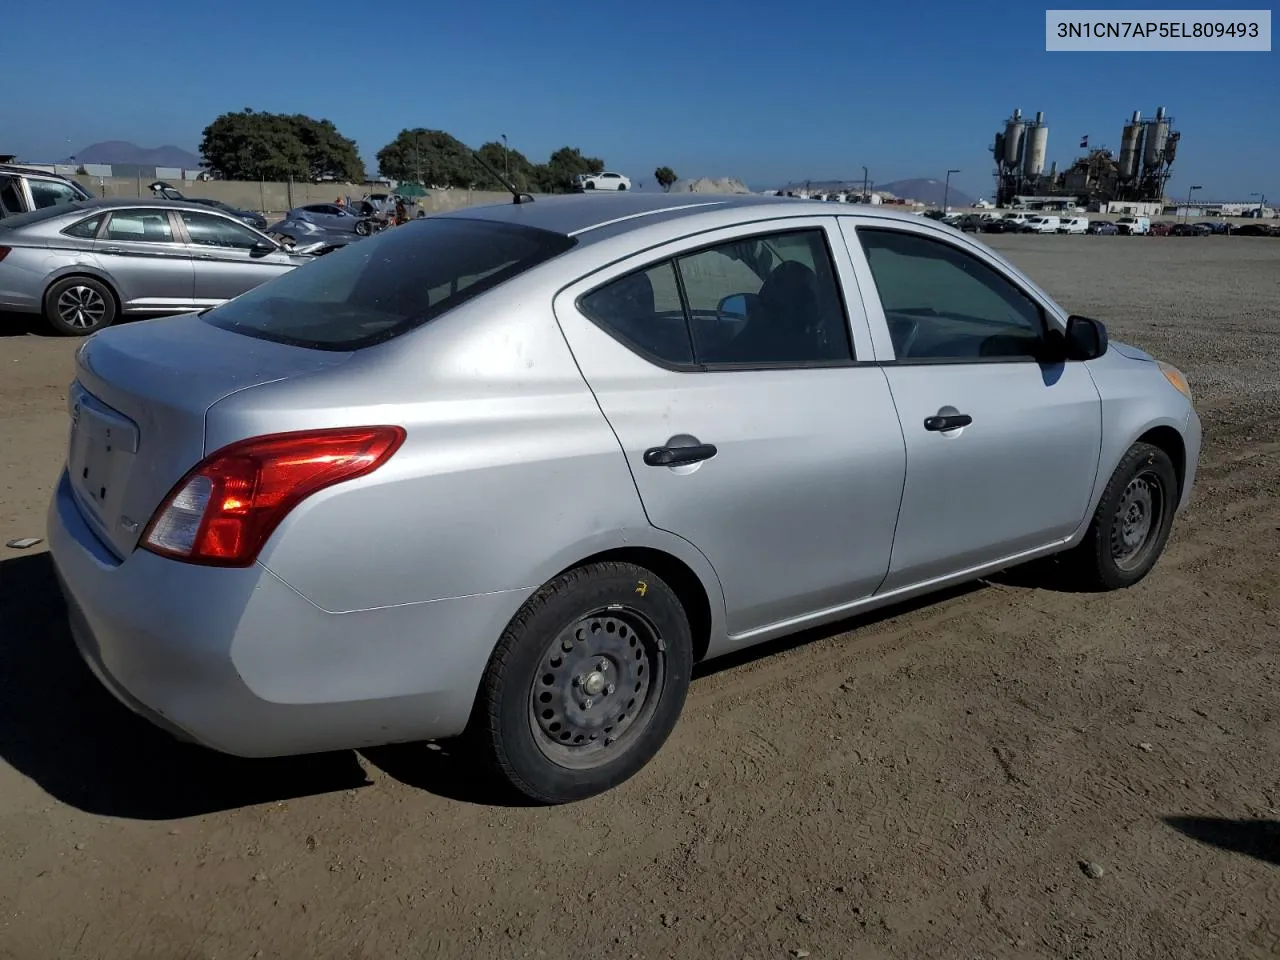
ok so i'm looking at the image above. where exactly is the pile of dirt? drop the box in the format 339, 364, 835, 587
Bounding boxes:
667, 177, 752, 194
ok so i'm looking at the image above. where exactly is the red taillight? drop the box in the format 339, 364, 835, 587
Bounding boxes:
140, 426, 406, 567
0, 246, 11, 263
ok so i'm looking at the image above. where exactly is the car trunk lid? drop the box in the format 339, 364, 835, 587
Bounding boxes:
68, 312, 353, 559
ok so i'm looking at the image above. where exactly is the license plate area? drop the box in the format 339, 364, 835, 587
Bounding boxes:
68, 385, 139, 533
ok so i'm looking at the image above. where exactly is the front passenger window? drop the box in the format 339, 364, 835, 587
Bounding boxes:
857, 228, 1045, 361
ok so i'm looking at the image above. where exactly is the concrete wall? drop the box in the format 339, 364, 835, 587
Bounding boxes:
70, 175, 514, 218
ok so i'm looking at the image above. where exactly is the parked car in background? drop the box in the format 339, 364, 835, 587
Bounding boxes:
1088, 220, 1119, 235
1194, 221, 1231, 235
981, 218, 1017, 234
0, 163, 94, 218
0, 198, 317, 335
1170, 223, 1211, 237
46, 193, 1201, 805
1148, 222, 1173, 236
572, 171, 631, 191
953, 214, 983, 232
1058, 217, 1089, 234
147, 181, 267, 230
286, 202, 378, 236
264, 218, 358, 255
1235, 222, 1277, 236
1116, 216, 1150, 235
1021, 215, 1061, 234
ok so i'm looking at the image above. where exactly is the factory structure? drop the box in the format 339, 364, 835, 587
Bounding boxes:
992, 106, 1180, 211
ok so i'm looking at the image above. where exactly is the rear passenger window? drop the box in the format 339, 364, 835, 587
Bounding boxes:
578, 228, 853, 369
578, 261, 692, 364
0, 177, 21, 217
64, 215, 103, 239
104, 211, 174, 243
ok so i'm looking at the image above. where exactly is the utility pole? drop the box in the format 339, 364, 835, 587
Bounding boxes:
943, 169, 960, 212
1185, 184, 1201, 223
862, 165, 868, 203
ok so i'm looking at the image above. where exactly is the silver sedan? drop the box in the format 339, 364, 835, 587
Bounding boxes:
0, 197, 315, 335
47, 193, 1202, 804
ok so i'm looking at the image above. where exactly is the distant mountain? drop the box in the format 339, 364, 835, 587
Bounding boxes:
874, 178, 976, 208
66, 141, 202, 169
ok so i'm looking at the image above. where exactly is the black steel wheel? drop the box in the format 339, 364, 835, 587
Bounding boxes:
355, 219, 371, 236
43, 276, 117, 336
473, 561, 693, 804
1065, 441, 1179, 590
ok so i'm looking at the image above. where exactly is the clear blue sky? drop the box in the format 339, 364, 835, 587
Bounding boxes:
1, 0, 1274, 199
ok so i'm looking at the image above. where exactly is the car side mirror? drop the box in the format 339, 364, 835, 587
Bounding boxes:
717, 293, 748, 321
252, 238, 278, 253
1063, 315, 1108, 361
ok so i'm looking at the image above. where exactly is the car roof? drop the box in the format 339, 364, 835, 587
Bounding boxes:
434, 192, 934, 244
30, 196, 245, 214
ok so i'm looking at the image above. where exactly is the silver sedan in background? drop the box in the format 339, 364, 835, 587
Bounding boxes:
0, 197, 315, 335
47, 193, 1201, 804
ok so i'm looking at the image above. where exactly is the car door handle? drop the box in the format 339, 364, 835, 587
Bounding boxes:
643, 443, 718, 467
924, 414, 972, 431
101, 246, 123, 254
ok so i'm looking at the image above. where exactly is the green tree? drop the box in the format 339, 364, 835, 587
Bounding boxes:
474, 140, 537, 192
199, 109, 364, 182
654, 166, 678, 191
376, 129, 477, 188
536, 146, 606, 193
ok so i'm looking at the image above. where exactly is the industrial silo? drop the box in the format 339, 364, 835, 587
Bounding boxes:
1003, 108, 1025, 166
1022, 111, 1048, 177
1118, 110, 1144, 180
1144, 106, 1169, 170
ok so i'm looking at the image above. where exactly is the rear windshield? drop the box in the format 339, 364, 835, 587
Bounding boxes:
201, 217, 576, 351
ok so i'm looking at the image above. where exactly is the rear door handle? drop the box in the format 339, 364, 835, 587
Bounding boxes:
643, 443, 718, 467
101, 246, 123, 254
924, 414, 972, 431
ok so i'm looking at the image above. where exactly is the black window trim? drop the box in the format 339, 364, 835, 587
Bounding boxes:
853, 224, 1061, 367
574, 224, 871, 374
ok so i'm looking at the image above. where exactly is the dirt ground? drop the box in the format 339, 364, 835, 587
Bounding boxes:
0, 234, 1277, 960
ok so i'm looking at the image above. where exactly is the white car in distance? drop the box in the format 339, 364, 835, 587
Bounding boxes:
574, 171, 632, 191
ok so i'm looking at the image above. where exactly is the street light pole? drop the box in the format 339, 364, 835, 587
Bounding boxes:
1185, 184, 1201, 223
501, 133, 509, 183
943, 168, 960, 212
862, 165, 868, 203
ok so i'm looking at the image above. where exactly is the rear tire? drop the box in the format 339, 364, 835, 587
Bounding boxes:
43, 276, 117, 336
355, 219, 371, 237
472, 561, 693, 804
1064, 442, 1178, 591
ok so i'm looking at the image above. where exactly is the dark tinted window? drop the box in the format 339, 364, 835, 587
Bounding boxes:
181, 211, 260, 249
677, 229, 851, 365
104, 210, 175, 243
857, 228, 1044, 361
64, 215, 103, 238
579, 261, 692, 364
202, 218, 576, 351
29, 179, 84, 209
0, 177, 23, 216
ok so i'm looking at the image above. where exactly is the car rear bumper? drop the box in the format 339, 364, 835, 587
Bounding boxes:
47, 470, 528, 758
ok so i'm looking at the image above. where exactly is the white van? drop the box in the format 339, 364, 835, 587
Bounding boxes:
1058, 216, 1090, 234
1024, 215, 1061, 234
1116, 216, 1150, 235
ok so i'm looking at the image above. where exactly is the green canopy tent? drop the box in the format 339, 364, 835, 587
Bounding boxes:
394, 182, 429, 199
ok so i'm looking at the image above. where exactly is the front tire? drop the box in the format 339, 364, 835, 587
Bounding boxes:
355, 219, 371, 236
473, 561, 693, 804
43, 276, 117, 336
1065, 442, 1178, 590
